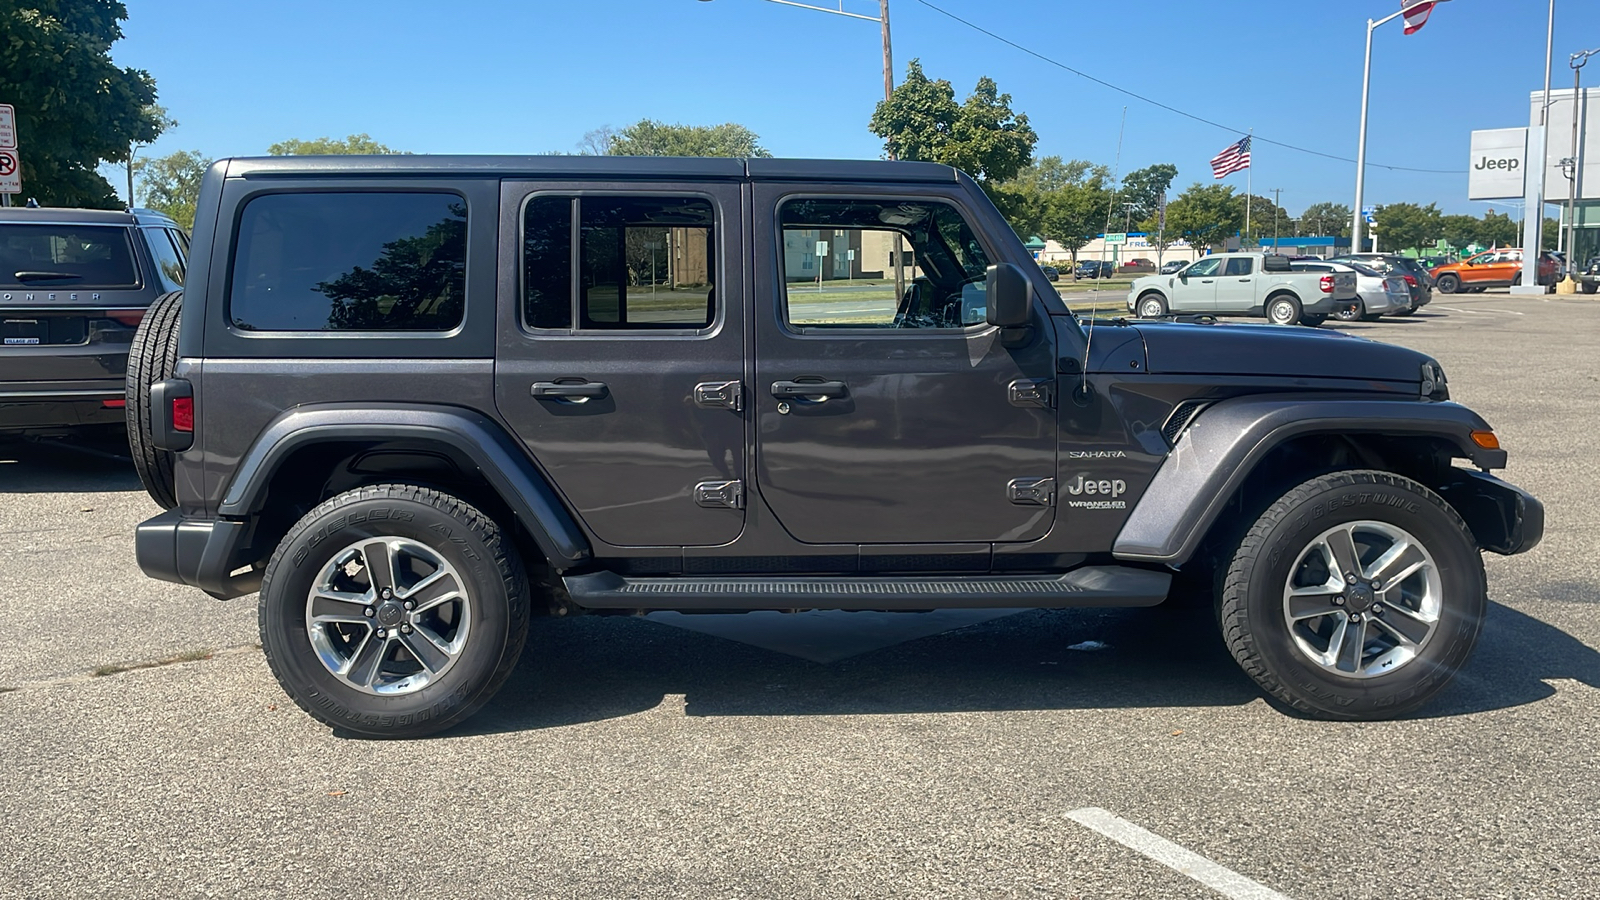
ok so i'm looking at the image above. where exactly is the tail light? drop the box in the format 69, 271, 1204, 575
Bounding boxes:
105, 309, 146, 328
1403, 273, 1418, 286
102, 398, 126, 409
172, 395, 193, 432
1319, 275, 1335, 294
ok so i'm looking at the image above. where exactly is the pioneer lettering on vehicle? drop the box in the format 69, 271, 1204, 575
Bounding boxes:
126, 155, 1543, 738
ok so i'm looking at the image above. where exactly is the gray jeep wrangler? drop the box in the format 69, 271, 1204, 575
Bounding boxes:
130, 156, 1542, 737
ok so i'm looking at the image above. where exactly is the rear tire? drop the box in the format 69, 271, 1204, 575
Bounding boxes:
1300, 314, 1327, 327
1219, 470, 1486, 720
1334, 301, 1364, 322
258, 484, 530, 739
1266, 294, 1302, 326
125, 290, 183, 510
1436, 274, 1459, 294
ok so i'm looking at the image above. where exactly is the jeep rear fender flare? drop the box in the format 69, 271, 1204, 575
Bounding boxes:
1112, 394, 1503, 566
219, 403, 591, 568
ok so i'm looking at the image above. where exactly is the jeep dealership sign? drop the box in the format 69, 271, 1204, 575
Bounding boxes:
1468, 128, 1528, 200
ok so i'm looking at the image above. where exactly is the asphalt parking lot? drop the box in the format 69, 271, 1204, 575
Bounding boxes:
2, 291, 1597, 899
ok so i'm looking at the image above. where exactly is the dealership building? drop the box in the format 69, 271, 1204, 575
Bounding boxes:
1472, 86, 1598, 266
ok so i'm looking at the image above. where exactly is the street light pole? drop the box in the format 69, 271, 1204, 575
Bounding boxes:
1565, 48, 1597, 283
1352, 0, 1454, 252
1514, 0, 1558, 294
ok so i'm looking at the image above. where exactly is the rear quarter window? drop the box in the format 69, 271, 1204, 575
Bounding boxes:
228, 192, 466, 332
0, 224, 140, 290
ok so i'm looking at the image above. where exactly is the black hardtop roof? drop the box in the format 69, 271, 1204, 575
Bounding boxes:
0, 206, 174, 226
220, 154, 962, 184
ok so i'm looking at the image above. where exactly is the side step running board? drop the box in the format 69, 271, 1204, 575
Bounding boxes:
563, 566, 1171, 612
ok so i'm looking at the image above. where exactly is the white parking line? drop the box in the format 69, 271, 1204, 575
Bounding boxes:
1066, 807, 1295, 900
1432, 305, 1525, 316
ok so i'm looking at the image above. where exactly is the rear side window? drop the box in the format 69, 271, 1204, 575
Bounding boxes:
143, 227, 185, 292
0, 224, 140, 290
229, 192, 466, 332
1223, 257, 1253, 276
522, 195, 716, 331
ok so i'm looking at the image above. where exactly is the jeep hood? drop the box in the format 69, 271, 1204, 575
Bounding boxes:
1107, 321, 1431, 384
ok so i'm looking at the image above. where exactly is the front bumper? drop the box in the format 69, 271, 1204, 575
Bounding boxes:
1435, 469, 1544, 556
135, 509, 262, 600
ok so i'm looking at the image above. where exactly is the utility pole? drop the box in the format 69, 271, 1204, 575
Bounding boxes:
1270, 188, 1283, 253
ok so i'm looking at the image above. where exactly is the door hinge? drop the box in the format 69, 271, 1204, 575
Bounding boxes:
694, 380, 743, 411
1007, 477, 1055, 507
694, 480, 745, 510
1008, 378, 1055, 409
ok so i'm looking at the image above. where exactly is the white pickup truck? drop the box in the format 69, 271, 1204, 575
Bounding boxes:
1126, 252, 1358, 326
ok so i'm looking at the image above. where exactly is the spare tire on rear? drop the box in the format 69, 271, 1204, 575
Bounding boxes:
126, 290, 184, 510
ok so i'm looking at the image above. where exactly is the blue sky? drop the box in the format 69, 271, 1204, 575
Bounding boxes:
113, 0, 1599, 217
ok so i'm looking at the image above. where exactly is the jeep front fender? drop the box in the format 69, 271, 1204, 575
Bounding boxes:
1112, 394, 1504, 566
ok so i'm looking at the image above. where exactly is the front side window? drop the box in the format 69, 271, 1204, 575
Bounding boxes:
522, 195, 715, 331
229, 192, 466, 332
0, 224, 139, 290
777, 198, 992, 330
1185, 257, 1223, 278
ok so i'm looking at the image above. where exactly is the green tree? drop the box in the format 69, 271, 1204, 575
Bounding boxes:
1372, 202, 1441, 253
869, 60, 1037, 187
1040, 182, 1114, 262
1438, 214, 1480, 250
268, 134, 404, 155
1478, 210, 1518, 248
608, 120, 771, 158
1542, 216, 1560, 250
133, 149, 211, 229
1239, 194, 1289, 247
990, 156, 1110, 241
1119, 163, 1178, 223
1164, 183, 1242, 254
1298, 202, 1351, 238
0, 1, 167, 207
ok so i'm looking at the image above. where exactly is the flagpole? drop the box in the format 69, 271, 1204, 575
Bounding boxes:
1245, 128, 1253, 248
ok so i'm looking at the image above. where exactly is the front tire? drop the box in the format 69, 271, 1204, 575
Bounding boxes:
1265, 294, 1302, 326
1219, 470, 1485, 720
258, 484, 530, 738
1334, 300, 1364, 322
1137, 293, 1169, 318
1436, 274, 1459, 294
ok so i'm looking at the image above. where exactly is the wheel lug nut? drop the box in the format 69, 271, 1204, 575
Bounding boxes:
375, 628, 387, 638
1349, 613, 1361, 623
400, 624, 412, 634
1333, 595, 1345, 606
1346, 574, 1358, 584
1372, 605, 1384, 615
403, 600, 414, 611
363, 607, 375, 617
380, 588, 393, 600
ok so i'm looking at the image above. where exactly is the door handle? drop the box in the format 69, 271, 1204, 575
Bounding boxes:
532, 381, 609, 402
771, 380, 847, 401
1200, 279, 1214, 283
1238, 278, 1251, 282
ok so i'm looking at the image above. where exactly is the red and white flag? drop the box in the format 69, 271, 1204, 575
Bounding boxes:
1210, 136, 1251, 179
1402, 2, 1436, 35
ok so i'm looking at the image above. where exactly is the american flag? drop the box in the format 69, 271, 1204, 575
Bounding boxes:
1210, 136, 1251, 179
1402, 1, 1436, 35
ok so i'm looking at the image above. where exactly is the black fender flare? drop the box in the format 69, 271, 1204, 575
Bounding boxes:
1112, 394, 1506, 566
219, 403, 591, 568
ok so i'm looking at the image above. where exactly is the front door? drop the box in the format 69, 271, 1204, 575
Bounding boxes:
750, 187, 1058, 545
1214, 255, 1256, 311
494, 182, 747, 547
1170, 256, 1221, 312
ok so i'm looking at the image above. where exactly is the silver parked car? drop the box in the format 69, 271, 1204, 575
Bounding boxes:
1290, 260, 1406, 322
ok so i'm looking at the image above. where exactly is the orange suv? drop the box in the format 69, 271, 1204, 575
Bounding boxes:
1432, 249, 1557, 293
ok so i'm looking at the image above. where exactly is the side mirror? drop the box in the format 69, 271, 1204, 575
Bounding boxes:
985, 262, 1031, 328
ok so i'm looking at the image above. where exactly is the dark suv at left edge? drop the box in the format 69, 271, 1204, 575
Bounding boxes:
0, 207, 187, 435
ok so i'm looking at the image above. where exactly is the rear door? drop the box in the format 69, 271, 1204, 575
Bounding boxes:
494, 181, 747, 548
1214, 256, 1256, 311
749, 184, 1058, 545
1169, 256, 1221, 311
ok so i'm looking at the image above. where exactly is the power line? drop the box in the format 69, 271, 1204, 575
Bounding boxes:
908, 0, 1464, 175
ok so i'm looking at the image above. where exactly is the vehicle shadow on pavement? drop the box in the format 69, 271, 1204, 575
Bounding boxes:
459, 599, 1600, 735
0, 437, 141, 493
1422, 598, 1600, 718
460, 606, 1264, 735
